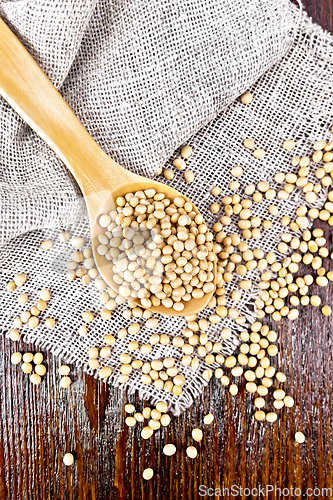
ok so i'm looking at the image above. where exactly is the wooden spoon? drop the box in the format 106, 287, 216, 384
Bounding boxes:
0, 18, 216, 316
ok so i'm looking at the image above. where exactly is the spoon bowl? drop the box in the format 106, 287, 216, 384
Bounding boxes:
89, 172, 216, 316
0, 18, 216, 316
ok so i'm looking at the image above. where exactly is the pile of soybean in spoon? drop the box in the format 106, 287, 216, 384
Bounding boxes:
97, 190, 215, 312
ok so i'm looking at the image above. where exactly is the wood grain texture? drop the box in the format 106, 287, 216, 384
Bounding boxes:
1, 2, 333, 499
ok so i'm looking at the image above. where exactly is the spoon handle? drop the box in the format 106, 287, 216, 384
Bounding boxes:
0, 18, 121, 195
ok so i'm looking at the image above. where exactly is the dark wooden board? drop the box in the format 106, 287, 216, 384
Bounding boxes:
1, 2, 333, 499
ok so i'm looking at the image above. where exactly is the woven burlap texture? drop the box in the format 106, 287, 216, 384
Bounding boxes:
0, 0, 297, 244
1, 0, 333, 414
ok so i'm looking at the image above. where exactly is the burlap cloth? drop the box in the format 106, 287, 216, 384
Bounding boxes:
1, 0, 333, 413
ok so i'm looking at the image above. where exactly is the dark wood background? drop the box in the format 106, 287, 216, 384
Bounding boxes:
1, 2, 333, 499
